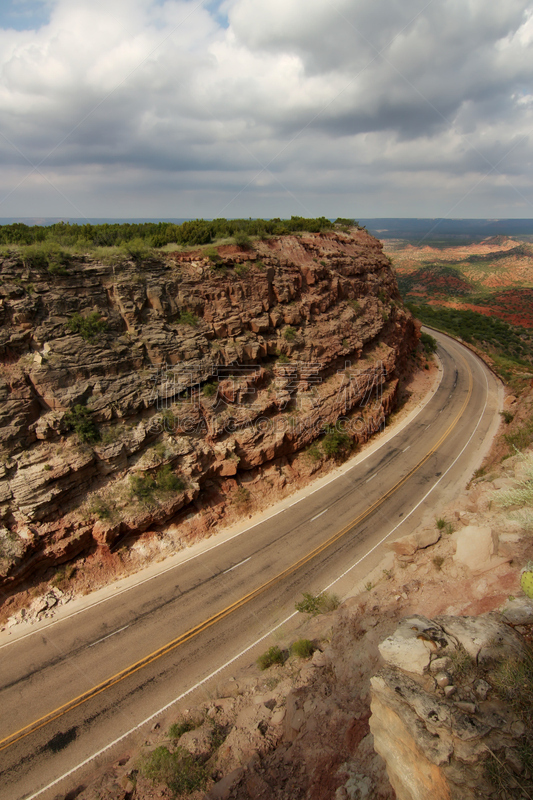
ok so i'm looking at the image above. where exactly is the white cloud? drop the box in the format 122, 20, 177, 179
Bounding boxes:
0, 0, 532, 218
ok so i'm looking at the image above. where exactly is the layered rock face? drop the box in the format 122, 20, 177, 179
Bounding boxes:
0, 229, 418, 588
370, 613, 533, 800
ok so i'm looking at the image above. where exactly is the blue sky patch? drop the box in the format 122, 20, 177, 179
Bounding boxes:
0, 0, 51, 31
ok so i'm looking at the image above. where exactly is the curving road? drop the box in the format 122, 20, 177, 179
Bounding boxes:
0, 330, 502, 800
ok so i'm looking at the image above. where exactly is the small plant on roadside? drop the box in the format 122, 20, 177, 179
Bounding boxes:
321, 424, 350, 458
257, 645, 285, 670
51, 563, 76, 589
295, 591, 340, 616
290, 639, 315, 659
432, 555, 445, 571
449, 643, 477, 683
138, 745, 207, 794
500, 410, 514, 424
435, 517, 454, 534
490, 646, 533, 718
420, 331, 438, 355
520, 561, 533, 599
168, 718, 197, 740
365, 581, 373, 591
306, 443, 322, 463
233, 485, 251, 508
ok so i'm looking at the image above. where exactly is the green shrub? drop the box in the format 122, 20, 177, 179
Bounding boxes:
500, 410, 514, 424
130, 465, 185, 503
420, 331, 438, 355
295, 591, 340, 616
202, 382, 217, 398
290, 639, 315, 659
177, 310, 198, 327
130, 472, 156, 502
321, 425, 350, 458
284, 327, 296, 342
168, 718, 197, 740
233, 486, 250, 507
257, 645, 285, 670
306, 443, 322, 462
121, 237, 153, 262
138, 745, 207, 794
277, 352, 290, 364
205, 246, 222, 264
67, 311, 108, 341
432, 555, 445, 571
234, 230, 254, 250
86, 494, 113, 520
234, 263, 249, 277
64, 405, 100, 444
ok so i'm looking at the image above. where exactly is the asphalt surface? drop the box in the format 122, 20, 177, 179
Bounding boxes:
0, 330, 501, 800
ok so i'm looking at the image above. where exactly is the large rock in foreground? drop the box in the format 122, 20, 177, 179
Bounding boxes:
370, 613, 533, 800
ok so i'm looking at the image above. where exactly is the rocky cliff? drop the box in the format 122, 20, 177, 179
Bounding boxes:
0, 228, 418, 591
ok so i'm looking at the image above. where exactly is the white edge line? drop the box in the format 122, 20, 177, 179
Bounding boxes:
87, 625, 130, 649
310, 509, 328, 522
23, 340, 491, 800
0, 357, 443, 650
365, 473, 377, 483
222, 557, 251, 575
323, 345, 492, 594
24, 611, 298, 800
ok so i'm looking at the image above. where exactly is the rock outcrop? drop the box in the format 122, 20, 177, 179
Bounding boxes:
371, 613, 533, 800
0, 229, 418, 590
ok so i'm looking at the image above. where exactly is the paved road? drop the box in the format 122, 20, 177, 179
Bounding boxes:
0, 331, 501, 799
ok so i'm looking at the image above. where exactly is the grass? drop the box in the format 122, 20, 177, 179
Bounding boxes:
295, 591, 340, 616
233, 486, 251, 508
168, 718, 197, 740
436, 517, 454, 535
257, 645, 285, 670
130, 465, 185, 504
138, 745, 207, 795
448, 644, 477, 683
290, 639, 315, 659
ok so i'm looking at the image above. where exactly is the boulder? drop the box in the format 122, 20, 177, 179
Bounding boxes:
452, 525, 508, 572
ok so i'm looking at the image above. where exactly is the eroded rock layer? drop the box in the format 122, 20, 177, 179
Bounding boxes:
0, 229, 418, 588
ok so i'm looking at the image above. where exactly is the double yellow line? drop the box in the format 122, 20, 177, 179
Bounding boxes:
0, 354, 473, 754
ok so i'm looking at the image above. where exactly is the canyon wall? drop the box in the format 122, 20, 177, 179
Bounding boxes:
0, 229, 418, 589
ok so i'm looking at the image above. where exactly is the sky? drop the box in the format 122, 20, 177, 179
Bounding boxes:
0, 0, 532, 221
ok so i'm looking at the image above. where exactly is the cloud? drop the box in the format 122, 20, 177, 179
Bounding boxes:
0, 0, 532, 218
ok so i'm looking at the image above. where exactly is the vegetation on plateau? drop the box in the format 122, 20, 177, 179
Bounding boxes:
0, 216, 359, 254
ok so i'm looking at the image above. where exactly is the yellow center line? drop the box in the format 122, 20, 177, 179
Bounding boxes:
0, 354, 474, 754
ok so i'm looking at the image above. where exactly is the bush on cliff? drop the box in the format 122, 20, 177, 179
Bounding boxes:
64, 405, 100, 444
67, 311, 108, 341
